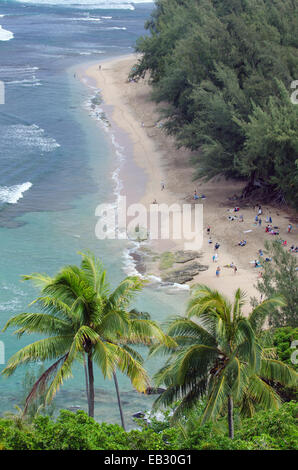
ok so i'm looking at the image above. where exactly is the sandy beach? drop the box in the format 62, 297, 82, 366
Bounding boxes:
81, 55, 297, 310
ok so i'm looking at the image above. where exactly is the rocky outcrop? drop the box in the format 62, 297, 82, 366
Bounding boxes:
161, 262, 209, 284
174, 250, 201, 263
144, 387, 166, 395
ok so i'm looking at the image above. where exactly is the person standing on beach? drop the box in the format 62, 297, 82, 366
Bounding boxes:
216, 266, 221, 277
234, 265, 238, 275
161, 181, 165, 191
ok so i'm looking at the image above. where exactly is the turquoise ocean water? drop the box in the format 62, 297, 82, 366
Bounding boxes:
0, 0, 188, 427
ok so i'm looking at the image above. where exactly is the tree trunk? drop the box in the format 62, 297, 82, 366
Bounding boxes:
83, 354, 90, 411
87, 353, 94, 418
228, 395, 234, 439
113, 371, 126, 431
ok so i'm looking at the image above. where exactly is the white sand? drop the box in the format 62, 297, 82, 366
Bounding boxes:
81, 55, 297, 311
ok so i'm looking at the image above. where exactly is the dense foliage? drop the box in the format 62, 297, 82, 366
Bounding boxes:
256, 241, 298, 327
0, 403, 297, 450
1, 254, 297, 450
2, 252, 171, 428
151, 285, 297, 439
132, 0, 298, 207
273, 327, 298, 367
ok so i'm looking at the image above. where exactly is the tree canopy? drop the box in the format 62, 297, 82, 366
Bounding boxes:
132, 0, 298, 207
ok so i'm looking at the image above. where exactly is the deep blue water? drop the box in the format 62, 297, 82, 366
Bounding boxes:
0, 1, 188, 427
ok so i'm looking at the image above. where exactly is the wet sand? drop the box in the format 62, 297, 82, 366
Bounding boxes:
80, 55, 297, 311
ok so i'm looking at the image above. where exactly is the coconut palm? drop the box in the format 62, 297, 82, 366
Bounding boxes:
152, 285, 298, 438
2, 252, 172, 425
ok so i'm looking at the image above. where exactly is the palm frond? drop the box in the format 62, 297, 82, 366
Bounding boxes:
201, 373, 229, 423
115, 345, 150, 392
245, 374, 281, 410
108, 277, 146, 308
2, 312, 72, 338
1, 335, 74, 376
23, 354, 69, 413
260, 358, 298, 387
22, 273, 53, 289
249, 296, 286, 332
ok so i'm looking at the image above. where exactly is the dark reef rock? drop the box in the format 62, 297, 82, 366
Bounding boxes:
144, 387, 166, 395
174, 250, 201, 263
161, 262, 209, 284
132, 411, 146, 419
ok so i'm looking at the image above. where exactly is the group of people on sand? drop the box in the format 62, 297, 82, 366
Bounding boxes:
207, 226, 238, 277
215, 262, 238, 277
193, 190, 206, 200
227, 207, 244, 222
265, 224, 279, 235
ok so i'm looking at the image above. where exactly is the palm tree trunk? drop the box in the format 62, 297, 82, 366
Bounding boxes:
87, 353, 94, 418
83, 354, 90, 411
228, 395, 234, 439
113, 371, 126, 431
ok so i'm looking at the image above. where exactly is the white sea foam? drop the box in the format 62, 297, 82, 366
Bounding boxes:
0, 182, 32, 204
6, 77, 42, 87
103, 26, 127, 30
85, 87, 187, 285
122, 244, 145, 278
79, 49, 105, 55
15, 0, 153, 9
0, 299, 22, 312
0, 65, 41, 87
1, 283, 26, 299
0, 25, 14, 41
3, 124, 60, 152
66, 17, 102, 21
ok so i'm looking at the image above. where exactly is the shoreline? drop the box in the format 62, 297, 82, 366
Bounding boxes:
79, 54, 297, 310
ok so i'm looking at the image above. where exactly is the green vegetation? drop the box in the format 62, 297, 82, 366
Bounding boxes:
151, 285, 296, 438
159, 251, 175, 270
256, 240, 298, 327
131, 0, 298, 207
1, 252, 297, 450
1, 252, 172, 429
0, 403, 297, 450
273, 327, 298, 367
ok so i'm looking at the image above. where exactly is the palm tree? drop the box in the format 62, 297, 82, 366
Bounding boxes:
152, 285, 297, 438
2, 252, 172, 425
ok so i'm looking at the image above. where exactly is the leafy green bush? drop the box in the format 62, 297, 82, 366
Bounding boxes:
236, 402, 298, 450
0, 403, 297, 450
273, 327, 298, 367
132, 0, 298, 207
